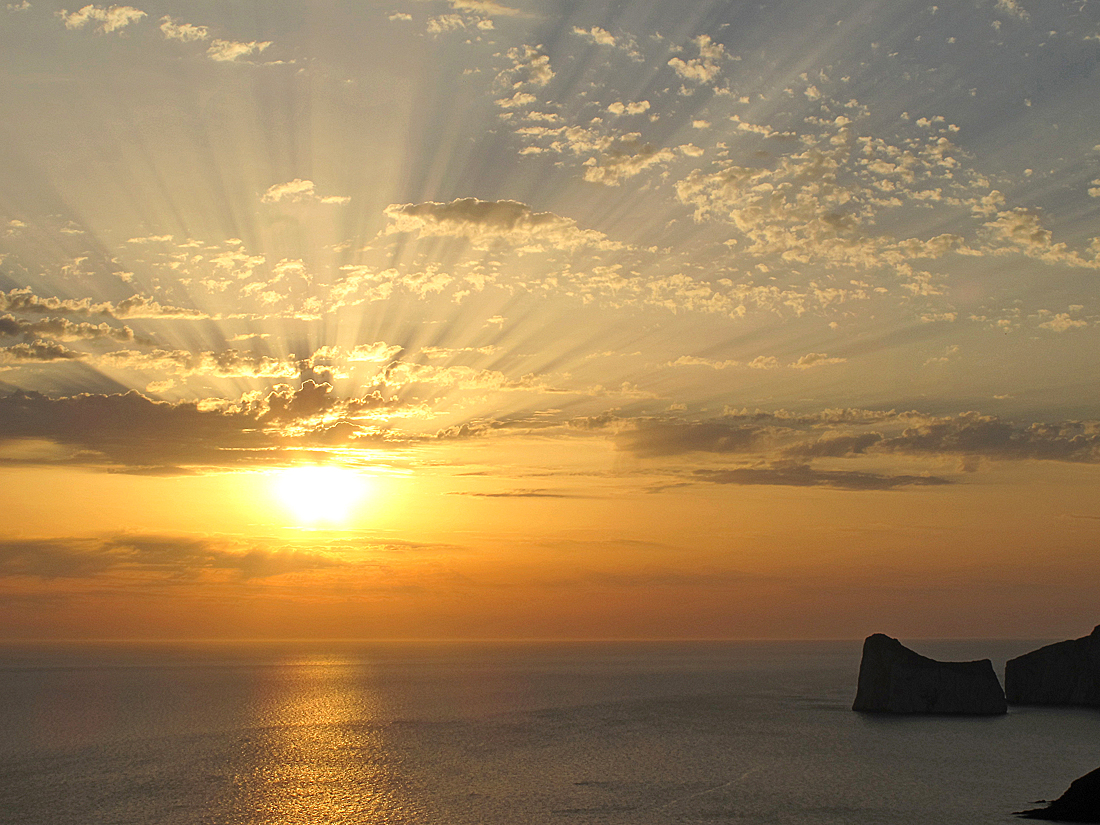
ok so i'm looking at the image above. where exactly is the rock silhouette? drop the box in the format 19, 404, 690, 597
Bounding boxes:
1005, 625, 1100, 707
1017, 765, 1100, 822
852, 633, 1007, 714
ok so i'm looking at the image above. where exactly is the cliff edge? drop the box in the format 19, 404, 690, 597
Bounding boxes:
1017, 765, 1100, 822
1005, 626, 1100, 707
852, 633, 1007, 714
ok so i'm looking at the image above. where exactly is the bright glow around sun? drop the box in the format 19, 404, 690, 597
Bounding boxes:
271, 465, 370, 526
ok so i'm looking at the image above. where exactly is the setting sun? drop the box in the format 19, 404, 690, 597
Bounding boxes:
271, 465, 370, 526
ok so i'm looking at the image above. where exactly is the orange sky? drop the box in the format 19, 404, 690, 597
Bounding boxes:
0, 0, 1098, 640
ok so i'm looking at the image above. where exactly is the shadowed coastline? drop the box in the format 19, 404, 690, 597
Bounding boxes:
852, 634, 1007, 714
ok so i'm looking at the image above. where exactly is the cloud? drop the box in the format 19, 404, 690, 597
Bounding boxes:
878, 413, 1100, 464
617, 419, 767, 457
0, 340, 84, 364
427, 14, 467, 33
261, 179, 350, 205
667, 35, 727, 85
616, 410, 1100, 466
159, 15, 208, 41
694, 464, 951, 491
1036, 311, 1088, 332
582, 141, 676, 186
382, 198, 623, 251
498, 45, 553, 89
0, 289, 206, 320
0, 314, 141, 344
207, 39, 271, 62
0, 383, 403, 471
449, 0, 520, 17
59, 4, 145, 33
451, 489, 584, 498
608, 100, 650, 116
573, 26, 616, 46
792, 352, 846, 369
100, 348, 302, 379
995, 0, 1029, 20
0, 534, 344, 581
982, 209, 1098, 267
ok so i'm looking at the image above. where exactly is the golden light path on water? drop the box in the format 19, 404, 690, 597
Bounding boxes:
214, 654, 427, 824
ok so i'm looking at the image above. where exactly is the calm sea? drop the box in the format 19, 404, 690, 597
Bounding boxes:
0, 640, 1095, 824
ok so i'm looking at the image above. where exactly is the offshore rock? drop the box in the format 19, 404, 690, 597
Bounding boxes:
1017, 765, 1100, 822
852, 633, 1007, 714
1005, 626, 1100, 707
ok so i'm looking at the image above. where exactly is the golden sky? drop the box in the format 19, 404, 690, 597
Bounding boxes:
0, 0, 1098, 640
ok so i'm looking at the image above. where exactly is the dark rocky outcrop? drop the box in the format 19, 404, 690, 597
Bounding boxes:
1017, 765, 1100, 822
852, 633, 1007, 714
1005, 626, 1100, 707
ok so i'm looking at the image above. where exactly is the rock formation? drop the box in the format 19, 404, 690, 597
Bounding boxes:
1005, 626, 1100, 707
852, 633, 1007, 714
1017, 765, 1100, 822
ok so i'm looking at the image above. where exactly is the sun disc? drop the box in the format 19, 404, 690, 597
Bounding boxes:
271, 465, 368, 526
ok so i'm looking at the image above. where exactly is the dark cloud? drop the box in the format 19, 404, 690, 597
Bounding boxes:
0, 314, 142, 344
694, 463, 951, 491
784, 432, 883, 458
0, 340, 84, 363
0, 534, 344, 581
878, 414, 1100, 463
0, 288, 204, 320
450, 488, 588, 498
616, 418, 770, 457
0, 382, 406, 471
619, 410, 1100, 465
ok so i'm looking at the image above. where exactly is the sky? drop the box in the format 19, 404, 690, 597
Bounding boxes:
0, 0, 1098, 641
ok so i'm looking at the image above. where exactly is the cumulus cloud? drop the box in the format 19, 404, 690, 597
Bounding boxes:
159, 15, 208, 41
573, 25, 616, 46
261, 179, 350, 205
982, 209, 1098, 267
207, 38, 271, 62
617, 410, 1100, 466
0, 314, 141, 344
0, 289, 206, 320
582, 141, 676, 186
995, 0, 1029, 20
449, 0, 520, 16
100, 348, 302, 379
0, 383, 402, 471
792, 352, 846, 369
608, 100, 650, 116
382, 198, 623, 251
427, 14, 467, 32
59, 4, 145, 33
667, 34, 728, 85
0, 340, 84, 364
498, 44, 553, 89
877, 413, 1100, 464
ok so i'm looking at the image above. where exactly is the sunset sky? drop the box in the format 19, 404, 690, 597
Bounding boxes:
1, 0, 1099, 641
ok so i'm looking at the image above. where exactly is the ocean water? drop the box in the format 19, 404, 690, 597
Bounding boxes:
0, 640, 1096, 824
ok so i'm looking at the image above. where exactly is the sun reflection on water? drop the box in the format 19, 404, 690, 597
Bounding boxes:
214, 654, 427, 824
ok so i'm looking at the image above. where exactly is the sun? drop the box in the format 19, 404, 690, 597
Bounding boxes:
270, 465, 370, 526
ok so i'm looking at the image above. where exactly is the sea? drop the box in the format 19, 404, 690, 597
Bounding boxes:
0, 639, 1096, 825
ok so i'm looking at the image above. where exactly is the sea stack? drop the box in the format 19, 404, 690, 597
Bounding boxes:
1016, 765, 1100, 822
852, 633, 1007, 714
1005, 625, 1100, 707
